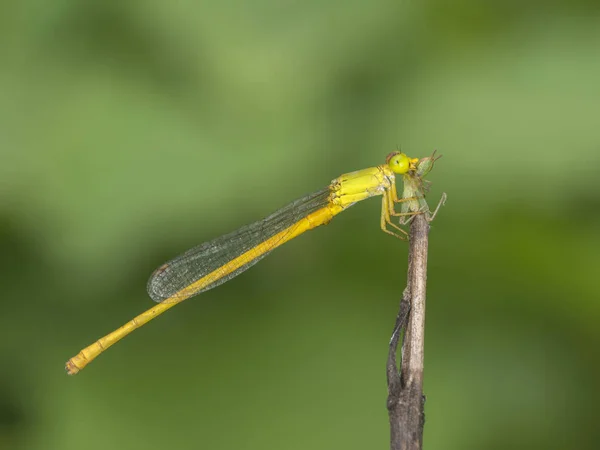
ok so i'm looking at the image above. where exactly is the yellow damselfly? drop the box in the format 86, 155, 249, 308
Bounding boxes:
66, 151, 434, 375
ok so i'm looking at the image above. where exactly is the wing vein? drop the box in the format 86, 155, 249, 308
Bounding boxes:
146, 188, 331, 302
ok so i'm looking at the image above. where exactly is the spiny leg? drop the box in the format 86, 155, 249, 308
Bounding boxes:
397, 205, 427, 226
386, 182, 424, 218
385, 186, 424, 228
426, 192, 447, 222
383, 191, 410, 236
390, 182, 420, 204
398, 213, 417, 226
389, 202, 424, 219
380, 192, 409, 240
380, 207, 407, 240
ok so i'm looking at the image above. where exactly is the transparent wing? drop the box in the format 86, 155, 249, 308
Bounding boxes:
147, 188, 331, 303
400, 173, 431, 214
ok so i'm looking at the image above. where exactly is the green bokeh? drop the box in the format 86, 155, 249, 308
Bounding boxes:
1, 1, 599, 449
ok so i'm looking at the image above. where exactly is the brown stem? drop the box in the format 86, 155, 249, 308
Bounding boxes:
387, 213, 430, 450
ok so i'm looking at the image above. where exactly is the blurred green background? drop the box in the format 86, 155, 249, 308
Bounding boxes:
1, 1, 599, 449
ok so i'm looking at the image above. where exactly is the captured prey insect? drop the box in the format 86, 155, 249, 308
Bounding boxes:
66, 151, 443, 375
398, 150, 446, 225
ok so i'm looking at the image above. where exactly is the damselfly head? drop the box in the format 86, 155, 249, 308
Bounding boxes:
386, 151, 419, 174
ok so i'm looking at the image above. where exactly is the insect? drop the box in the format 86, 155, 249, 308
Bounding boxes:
66, 151, 442, 374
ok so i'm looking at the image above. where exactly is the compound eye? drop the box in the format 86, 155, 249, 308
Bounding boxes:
388, 153, 410, 174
